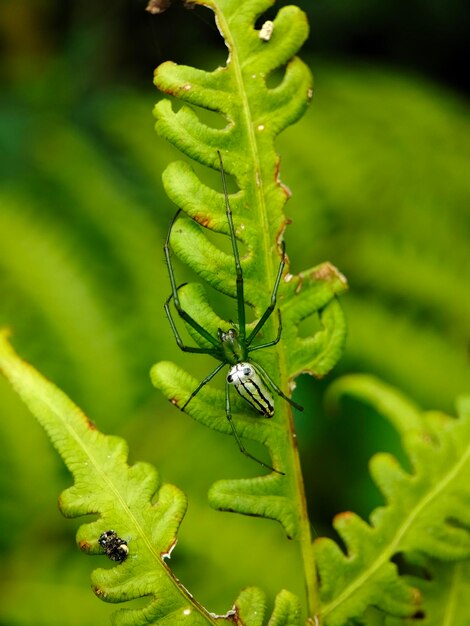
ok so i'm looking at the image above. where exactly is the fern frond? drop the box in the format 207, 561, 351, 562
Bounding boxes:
315, 375, 470, 625
385, 558, 470, 626
151, 0, 347, 540
234, 587, 301, 626
0, 331, 223, 625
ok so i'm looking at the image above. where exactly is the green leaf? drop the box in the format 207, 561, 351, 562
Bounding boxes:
0, 330, 224, 625
151, 0, 347, 544
315, 376, 470, 625
233, 587, 302, 626
385, 558, 470, 626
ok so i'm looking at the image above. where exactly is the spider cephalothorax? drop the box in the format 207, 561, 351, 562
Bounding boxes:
218, 327, 245, 363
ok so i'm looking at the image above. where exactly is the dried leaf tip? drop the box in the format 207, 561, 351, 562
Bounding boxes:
146, 0, 173, 15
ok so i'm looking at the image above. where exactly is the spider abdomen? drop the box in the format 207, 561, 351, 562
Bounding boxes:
227, 362, 275, 418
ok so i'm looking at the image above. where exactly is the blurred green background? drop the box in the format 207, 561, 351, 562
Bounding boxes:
0, 0, 469, 624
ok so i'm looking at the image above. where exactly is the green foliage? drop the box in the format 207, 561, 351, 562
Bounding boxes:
0, 330, 312, 625
385, 559, 470, 626
0, 331, 197, 625
317, 375, 470, 625
151, 0, 347, 537
2, 344, 469, 625
1, 0, 469, 624
278, 64, 470, 411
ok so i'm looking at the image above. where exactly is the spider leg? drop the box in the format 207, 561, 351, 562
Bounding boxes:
225, 379, 285, 475
164, 209, 220, 348
218, 151, 246, 343
246, 241, 286, 347
247, 309, 282, 353
251, 359, 304, 412
181, 361, 226, 411
164, 293, 220, 355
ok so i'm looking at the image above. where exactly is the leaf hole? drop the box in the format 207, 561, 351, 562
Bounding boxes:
446, 516, 470, 532
265, 66, 286, 90
391, 553, 433, 581
191, 103, 231, 130
296, 312, 322, 338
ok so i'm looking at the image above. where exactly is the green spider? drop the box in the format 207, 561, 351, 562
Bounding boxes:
164, 152, 303, 474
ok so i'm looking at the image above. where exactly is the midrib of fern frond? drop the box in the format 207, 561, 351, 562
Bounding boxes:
218, 10, 320, 619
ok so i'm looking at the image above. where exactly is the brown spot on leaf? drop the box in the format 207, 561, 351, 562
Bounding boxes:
227, 602, 242, 624
334, 511, 355, 524
312, 262, 347, 285
84, 416, 97, 430
78, 540, 91, 552
294, 272, 304, 295
274, 157, 292, 198
275, 218, 288, 246
300, 367, 325, 380
93, 586, 107, 599
193, 213, 214, 229
167, 84, 193, 97
420, 431, 435, 445
411, 587, 423, 606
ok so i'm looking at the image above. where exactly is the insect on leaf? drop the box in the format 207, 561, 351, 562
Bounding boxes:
0, 330, 223, 625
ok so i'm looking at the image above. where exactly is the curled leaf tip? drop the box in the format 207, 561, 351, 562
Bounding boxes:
312, 262, 348, 285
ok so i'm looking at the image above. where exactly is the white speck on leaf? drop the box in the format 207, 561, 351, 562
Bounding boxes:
259, 20, 274, 42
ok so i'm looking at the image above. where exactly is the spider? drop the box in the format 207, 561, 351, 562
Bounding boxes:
163, 151, 303, 474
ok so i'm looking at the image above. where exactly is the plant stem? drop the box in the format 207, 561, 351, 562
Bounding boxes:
292, 424, 321, 622
280, 350, 321, 622
209, 2, 321, 619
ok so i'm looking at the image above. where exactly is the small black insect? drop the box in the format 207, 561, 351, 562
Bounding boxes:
98, 530, 129, 563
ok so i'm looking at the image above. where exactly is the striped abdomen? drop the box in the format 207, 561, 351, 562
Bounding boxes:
227, 362, 274, 417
